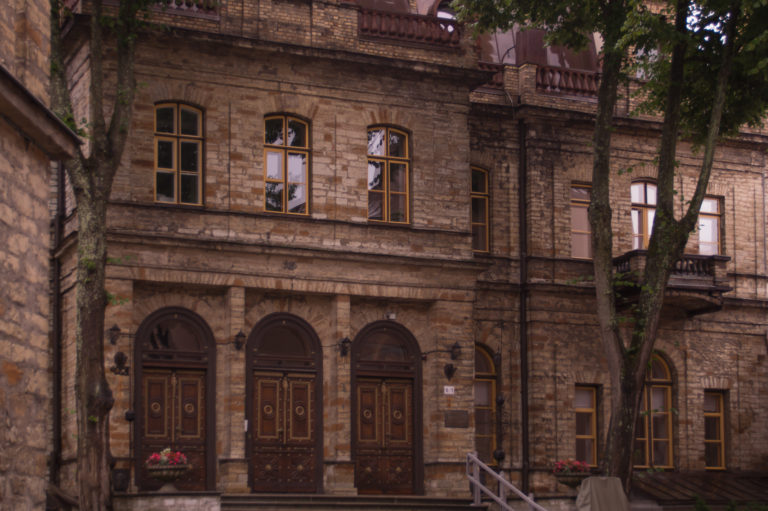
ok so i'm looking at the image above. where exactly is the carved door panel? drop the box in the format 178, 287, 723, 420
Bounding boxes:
251, 371, 317, 493
138, 369, 206, 491
355, 378, 414, 494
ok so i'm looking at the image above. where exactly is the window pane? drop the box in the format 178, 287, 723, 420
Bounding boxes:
389, 131, 406, 158
701, 198, 719, 214
574, 388, 594, 409
368, 161, 383, 191
633, 440, 647, 465
576, 412, 592, 435
652, 414, 669, 438
156, 172, 175, 202
287, 153, 306, 183
651, 388, 667, 410
266, 151, 283, 180
180, 108, 199, 136
368, 191, 383, 220
652, 440, 669, 466
651, 358, 669, 380
180, 174, 198, 204
265, 182, 284, 211
287, 119, 306, 147
475, 381, 491, 406
703, 393, 720, 413
472, 225, 488, 252
475, 350, 493, 374
287, 184, 306, 214
631, 183, 645, 203
390, 194, 406, 222
576, 439, 594, 465
647, 209, 655, 233
705, 417, 720, 440
367, 129, 385, 156
571, 186, 590, 201
705, 443, 721, 467
632, 209, 641, 236
571, 205, 589, 231
475, 409, 492, 435
156, 107, 175, 133
476, 437, 493, 463
180, 141, 199, 172
390, 163, 406, 192
472, 170, 487, 193
472, 197, 487, 223
157, 140, 174, 169
572, 233, 591, 259
646, 184, 657, 205
265, 118, 283, 145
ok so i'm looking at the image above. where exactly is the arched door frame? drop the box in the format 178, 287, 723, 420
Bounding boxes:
351, 320, 424, 495
133, 306, 217, 490
245, 312, 324, 493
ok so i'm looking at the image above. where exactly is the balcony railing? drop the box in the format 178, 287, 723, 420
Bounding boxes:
536, 66, 599, 97
155, 0, 218, 15
358, 9, 461, 48
613, 250, 731, 314
478, 62, 504, 89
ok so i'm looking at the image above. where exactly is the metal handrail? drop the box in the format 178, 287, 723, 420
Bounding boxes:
466, 452, 549, 511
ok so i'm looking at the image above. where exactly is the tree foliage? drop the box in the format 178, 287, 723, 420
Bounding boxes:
454, 0, 768, 491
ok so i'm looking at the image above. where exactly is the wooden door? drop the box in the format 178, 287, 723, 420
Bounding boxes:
138, 368, 207, 490
251, 371, 317, 492
355, 378, 414, 494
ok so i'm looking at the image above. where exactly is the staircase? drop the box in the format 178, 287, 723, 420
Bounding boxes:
221, 494, 486, 511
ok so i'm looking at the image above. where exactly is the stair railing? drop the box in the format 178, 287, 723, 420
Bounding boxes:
466, 452, 549, 511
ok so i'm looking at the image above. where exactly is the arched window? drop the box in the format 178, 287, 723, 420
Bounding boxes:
367, 126, 410, 224
634, 354, 673, 468
474, 345, 498, 464
471, 168, 490, 253
154, 103, 203, 205
264, 115, 310, 214
631, 181, 657, 249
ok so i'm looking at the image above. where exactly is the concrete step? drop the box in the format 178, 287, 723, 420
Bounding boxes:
629, 498, 663, 511
221, 494, 488, 511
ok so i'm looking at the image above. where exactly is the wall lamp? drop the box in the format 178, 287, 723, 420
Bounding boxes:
234, 330, 246, 350
107, 324, 121, 345
339, 337, 352, 357
422, 341, 462, 361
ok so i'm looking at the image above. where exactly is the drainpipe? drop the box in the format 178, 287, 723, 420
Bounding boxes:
50, 162, 65, 485
518, 118, 530, 494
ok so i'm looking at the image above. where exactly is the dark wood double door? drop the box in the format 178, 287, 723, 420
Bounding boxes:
138, 368, 208, 490
251, 371, 318, 492
355, 377, 415, 494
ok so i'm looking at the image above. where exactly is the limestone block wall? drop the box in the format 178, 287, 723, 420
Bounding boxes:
0, 113, 54, 511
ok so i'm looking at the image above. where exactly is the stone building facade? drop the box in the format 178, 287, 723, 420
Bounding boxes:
0, 2, 79, 510
52, 0, 767, 506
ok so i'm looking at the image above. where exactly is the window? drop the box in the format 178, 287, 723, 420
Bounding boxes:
634, 354, 673, 469
474, 345, 498, 464
698, 197, 721, 255
704, 391, 725, 469
471, 168, 490, 253
154, 103, 203, 205
264, 115, 309, 214
574, 386, 597, 466
570, 185, 591, 258
631, 181, 657, 250
367, 127, 409, 223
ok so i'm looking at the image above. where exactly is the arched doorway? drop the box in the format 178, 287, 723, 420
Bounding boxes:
134, 307, 216, 491
246, 313, 323, 493
352, 321, 423, 495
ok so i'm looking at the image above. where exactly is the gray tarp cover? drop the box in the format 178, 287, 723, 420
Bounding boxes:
576, 477, 630, 511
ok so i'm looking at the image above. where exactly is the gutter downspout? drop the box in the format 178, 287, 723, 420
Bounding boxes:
518, 118, 530, 494
50, 162, 65, 485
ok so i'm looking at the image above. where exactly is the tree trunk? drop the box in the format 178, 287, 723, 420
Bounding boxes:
72, 162, 114, 511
